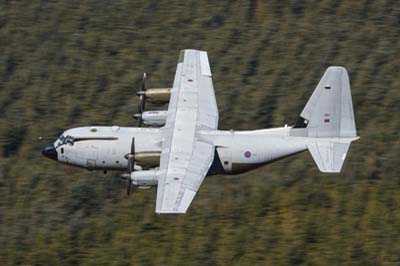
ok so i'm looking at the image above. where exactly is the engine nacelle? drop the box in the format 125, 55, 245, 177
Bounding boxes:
137, 88, 171, 103
131, 170, 160, 187
140, 110, 167, 126
135, 151, 161, 168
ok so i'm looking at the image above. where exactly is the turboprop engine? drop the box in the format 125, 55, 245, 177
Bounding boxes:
136, 88, 171, 104
134, 73, 171, 127
133, 110, 167, 126
123, 138, 161, 195
131, 169, 160, 188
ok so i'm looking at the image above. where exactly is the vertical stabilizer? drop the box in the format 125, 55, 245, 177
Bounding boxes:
291, 66, 359, 173
293, 66, 357, 138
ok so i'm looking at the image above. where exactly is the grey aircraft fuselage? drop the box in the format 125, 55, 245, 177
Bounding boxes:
43, 125, 306, 177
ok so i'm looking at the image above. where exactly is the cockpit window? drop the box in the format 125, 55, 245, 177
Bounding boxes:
66, 136, 74, 145
55, 135, 74, 148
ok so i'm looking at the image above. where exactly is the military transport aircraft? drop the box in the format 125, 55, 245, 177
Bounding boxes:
42, 49, 359, 214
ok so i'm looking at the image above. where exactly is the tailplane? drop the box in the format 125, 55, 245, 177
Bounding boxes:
291, 66, 359, 173
306, 139, 358, 173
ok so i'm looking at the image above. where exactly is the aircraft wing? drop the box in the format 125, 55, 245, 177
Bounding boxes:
156, 50, 218, 213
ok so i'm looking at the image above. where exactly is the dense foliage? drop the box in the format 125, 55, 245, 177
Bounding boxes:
1, 1, 399, 265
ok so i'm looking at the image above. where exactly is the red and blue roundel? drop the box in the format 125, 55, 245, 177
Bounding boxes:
244, 151, 251, 158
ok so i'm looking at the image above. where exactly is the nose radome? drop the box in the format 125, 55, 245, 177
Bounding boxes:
41, 144, 58, 161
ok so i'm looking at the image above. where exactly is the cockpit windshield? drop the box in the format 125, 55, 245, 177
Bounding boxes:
55, 135, 74, 148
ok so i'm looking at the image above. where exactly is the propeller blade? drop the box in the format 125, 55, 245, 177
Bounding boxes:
126, 138, 135, 196
126, 174, 132, 195
127, 155, 134, 172
132, 113, 143, 127
131, 137, 135, 155
138, 95, 146, 114
142, 72, 147, 92
137, 73, 147, 128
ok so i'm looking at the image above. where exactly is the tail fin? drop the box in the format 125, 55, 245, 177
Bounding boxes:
291, 66, 359, 173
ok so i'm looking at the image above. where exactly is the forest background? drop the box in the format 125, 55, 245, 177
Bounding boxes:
0, 1, 399, 265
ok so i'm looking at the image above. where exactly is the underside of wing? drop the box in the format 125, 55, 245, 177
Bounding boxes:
156, 49, 218, 214
156, 140, 214, 213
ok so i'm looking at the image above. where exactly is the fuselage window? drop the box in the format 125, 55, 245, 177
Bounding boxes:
61, 148, 64, 154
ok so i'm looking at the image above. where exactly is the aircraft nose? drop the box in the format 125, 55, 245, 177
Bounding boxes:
41, 144, 58, 160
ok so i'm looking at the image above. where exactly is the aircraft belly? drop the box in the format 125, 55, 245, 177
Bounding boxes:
231, 163, 265, 174
229, 137, 307, 174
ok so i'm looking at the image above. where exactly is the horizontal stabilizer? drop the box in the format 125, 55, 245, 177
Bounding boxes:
307, 141, 354, 173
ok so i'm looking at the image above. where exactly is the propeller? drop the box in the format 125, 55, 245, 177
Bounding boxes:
124, 137, 136, 196
136, 73, 147, 127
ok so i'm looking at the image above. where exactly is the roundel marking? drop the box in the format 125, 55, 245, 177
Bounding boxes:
244, 151, 251, 158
